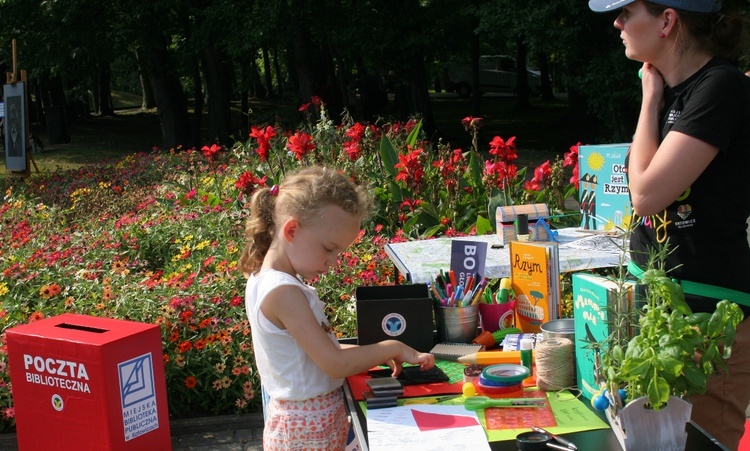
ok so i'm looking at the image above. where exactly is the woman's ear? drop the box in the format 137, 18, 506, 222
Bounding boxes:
662, 9, 677, 37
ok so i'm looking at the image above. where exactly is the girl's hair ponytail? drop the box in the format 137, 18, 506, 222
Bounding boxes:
239, 187, 278, 275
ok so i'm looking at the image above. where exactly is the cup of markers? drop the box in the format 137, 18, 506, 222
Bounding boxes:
478, 278, 516, 333
429, 270, 485, 343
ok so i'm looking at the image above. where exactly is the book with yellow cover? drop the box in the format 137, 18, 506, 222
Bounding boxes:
509, 241, 560, 333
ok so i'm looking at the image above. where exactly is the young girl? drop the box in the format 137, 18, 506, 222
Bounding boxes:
589, 0, 750, 447
240, 165, 435, 450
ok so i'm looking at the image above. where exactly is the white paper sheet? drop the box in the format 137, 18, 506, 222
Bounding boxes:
366, 404, 492, 451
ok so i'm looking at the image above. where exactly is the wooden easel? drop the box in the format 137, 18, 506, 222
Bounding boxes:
5, 39, 39, 177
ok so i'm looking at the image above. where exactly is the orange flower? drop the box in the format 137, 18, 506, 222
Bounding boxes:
185, 376, 198, 389
29, 311, 45, 322
194, 339, 207, 350
178, 340, 192, 353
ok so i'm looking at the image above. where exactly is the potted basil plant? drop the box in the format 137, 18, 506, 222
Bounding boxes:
596, 246, 743, 451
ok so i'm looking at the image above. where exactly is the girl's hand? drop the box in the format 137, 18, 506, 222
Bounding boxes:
383, 346, 435, 377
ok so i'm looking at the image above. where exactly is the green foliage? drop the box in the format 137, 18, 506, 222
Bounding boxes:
0, 103, 580, 431
602, 245, 744, 410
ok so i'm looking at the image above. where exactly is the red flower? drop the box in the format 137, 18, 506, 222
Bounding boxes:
344, 140, 361, 160
533, 161, 552, 185
564, 142, 581, 189
484, 160, 519, 190
249, 126, 277, 162
345, 123, 367, 141
394, 146, 425, 191
235, 172, 268, 193
461, 116, 483, 131
201, 144, 221, 159
287, 132, 315, 160
185, 376, 198, 389
488, 136, 518, 162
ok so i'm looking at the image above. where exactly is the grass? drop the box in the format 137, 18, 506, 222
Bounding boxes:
1, 91, 570, 178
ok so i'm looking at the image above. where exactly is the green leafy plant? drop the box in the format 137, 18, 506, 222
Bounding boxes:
602, 245, 744, 410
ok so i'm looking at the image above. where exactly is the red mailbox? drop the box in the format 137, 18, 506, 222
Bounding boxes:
6, 313, 171, 450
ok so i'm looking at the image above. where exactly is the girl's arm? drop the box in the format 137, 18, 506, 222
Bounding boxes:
263, 285, 434, 379
627, 63, 718, 216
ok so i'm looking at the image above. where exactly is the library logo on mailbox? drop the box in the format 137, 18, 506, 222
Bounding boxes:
118, 352, 160, 441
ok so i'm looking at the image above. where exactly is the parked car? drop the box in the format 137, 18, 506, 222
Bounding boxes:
445, 55, 542, 98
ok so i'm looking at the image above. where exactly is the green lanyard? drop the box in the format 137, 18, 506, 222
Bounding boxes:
627, 261, 750, 307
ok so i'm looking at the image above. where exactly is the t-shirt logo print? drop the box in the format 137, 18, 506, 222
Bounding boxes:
677, 204, 692, 220
381, 313, 407, 337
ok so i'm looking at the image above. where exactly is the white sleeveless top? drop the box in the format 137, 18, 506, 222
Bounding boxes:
245, 270, 343, 400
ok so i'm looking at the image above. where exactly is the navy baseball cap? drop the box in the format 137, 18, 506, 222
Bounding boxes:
589, 0, 721, 13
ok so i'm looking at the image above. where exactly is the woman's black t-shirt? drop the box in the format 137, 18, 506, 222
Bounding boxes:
628, 58, 750, 314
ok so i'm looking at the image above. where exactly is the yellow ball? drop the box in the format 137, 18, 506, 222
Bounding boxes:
462, 382, 477, 398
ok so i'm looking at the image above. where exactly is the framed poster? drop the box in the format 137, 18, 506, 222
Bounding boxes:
4, 82, 27, 171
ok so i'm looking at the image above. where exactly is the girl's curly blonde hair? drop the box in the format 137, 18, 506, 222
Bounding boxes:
239, 165, 373, 275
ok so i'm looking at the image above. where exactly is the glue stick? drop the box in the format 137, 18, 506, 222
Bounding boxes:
496, 278, 512, 304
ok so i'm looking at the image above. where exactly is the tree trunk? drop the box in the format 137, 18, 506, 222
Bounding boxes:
514, 35, 531, 111
537, 53, 555, 102
202, 41, 232, 146
138, 42, 192, 150
191, 56, 203, 147
98, 63, 115, 116
135, 50, 156, 109
272, 45, 284, 96
470, 0, 481, 117
262, 46, 275, 98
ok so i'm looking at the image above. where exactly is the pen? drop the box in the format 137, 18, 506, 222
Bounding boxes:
460, 289, 473, 307
532, 426, 578, 450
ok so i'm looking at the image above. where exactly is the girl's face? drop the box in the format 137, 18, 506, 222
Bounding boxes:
613, 1, 664, 62
286, 205, 361, 281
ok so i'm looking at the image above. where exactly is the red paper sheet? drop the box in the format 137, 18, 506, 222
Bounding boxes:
346, 371, 463, 401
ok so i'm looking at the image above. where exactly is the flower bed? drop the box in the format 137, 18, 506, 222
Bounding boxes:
0, 98, 580, 431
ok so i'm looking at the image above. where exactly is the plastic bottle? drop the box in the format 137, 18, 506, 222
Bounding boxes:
520, 338, 534, 382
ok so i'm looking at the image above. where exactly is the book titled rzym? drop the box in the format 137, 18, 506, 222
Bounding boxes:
509, 240, 560, 333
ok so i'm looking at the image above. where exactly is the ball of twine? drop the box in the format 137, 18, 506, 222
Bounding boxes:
535, 337, 575, 391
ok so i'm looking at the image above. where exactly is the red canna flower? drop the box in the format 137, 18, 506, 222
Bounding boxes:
235, 172, 268, 193
287, 132, 315, 160
249, 126, 277, 162
201, 144, 222, 159
488, 136, 518, 162
394, 146, 425, 192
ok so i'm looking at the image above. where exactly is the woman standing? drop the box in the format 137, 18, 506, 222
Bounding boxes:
589, 0, 750, 448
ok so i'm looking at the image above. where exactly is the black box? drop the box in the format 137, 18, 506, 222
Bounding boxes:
355, 284, 434, 352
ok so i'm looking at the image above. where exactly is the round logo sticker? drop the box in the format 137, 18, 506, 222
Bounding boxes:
381, 313, 407, 337
51, 394, 64, 412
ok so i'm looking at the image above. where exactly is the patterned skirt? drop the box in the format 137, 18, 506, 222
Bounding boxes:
264, 387, 350, 450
